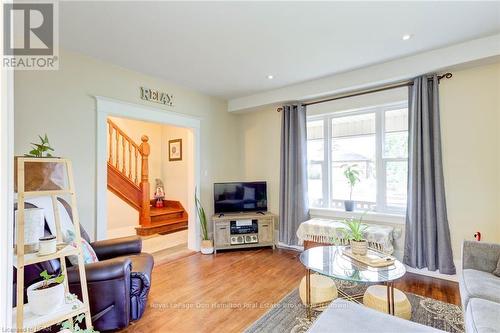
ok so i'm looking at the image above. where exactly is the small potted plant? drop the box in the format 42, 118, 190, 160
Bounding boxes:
25, 134, 56, 157
27, 270, 65, 315
342, 164, 360, 212
342, 217, 368, 256
195, 190, 213, 254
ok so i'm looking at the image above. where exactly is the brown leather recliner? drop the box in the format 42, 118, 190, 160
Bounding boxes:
14, 202, 154, 332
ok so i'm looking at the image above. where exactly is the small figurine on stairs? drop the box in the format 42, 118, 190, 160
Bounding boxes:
154, 178, 165, 208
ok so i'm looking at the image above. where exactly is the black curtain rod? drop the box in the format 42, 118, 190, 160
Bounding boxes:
276, 72, 452, 112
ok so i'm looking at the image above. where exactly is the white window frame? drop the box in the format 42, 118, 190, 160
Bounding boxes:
307, 101, 408, 214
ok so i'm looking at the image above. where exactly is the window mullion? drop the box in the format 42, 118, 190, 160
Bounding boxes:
375, 109, 385, 212
324, 117, 331, 208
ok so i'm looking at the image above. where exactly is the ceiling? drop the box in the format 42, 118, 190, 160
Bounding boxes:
60, 1, 500, 99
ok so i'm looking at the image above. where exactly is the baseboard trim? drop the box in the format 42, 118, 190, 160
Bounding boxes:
276, 242, 303, 252
404, 259, 461, 282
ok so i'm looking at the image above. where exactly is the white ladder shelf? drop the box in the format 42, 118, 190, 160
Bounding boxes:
14, 157, 93, 332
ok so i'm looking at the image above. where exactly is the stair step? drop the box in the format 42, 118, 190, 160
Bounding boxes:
151, 217, 187, 226
136, 218, 188, 236
149, 207, 184, 217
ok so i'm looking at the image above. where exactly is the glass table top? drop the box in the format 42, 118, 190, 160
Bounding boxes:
299, 245, 406, 283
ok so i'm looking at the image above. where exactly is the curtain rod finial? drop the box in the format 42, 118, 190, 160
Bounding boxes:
277, 107, 283, 112
438, 72, 453, 82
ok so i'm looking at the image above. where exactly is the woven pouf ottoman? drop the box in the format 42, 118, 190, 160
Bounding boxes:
363, 285, 412, 319
299, 274, 338, 310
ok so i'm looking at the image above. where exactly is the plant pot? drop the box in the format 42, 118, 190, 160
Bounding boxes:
200, 240, 214, 255
344, 200, 354, 212
27, 278, 65, 315
38, 235, 57, 256
350, 240, 368, 256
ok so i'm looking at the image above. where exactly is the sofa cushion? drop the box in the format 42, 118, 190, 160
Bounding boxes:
493, 257, 500, 277
460, 269, 500, 308
308, 299, 442, 333
466, 298, 500, 333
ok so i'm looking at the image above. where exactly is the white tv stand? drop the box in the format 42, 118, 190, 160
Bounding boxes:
212, 212, 276, 253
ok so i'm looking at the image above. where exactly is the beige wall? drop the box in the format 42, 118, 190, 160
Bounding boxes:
440, 62, 500, 256
239, 109, 281, 216
14, 48, 242, 239
161, 124, 193, 211
238, 62, 500, 260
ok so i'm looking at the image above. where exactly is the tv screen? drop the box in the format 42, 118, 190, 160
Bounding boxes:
214, 182, 267, 214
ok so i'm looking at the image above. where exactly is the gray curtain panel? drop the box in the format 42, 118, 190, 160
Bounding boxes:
279, 104, 310, 246
404, 75, 456, 274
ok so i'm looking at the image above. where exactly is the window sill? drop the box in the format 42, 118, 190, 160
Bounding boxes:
309, 207, 406, 225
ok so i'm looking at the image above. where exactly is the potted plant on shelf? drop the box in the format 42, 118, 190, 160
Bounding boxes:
342, 217, 368, 256
25, 134, 55, 157
342, 164, 360, 212
195, 190, 213, 254
27, 270, 65, 315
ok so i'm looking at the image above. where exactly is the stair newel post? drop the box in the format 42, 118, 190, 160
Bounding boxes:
139, 135, 151, 227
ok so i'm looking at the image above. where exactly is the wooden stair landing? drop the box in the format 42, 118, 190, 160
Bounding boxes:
135, 200, 188, 236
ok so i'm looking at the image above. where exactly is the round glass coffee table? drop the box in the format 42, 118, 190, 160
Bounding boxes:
299, 245, 406, 319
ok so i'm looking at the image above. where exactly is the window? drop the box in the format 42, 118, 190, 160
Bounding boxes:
307, 103, 408, 213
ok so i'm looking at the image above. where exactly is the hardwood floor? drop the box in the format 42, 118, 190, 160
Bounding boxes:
122, 248, 460, 333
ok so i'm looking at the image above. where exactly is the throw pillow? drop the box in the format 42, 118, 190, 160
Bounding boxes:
493, 257, 500, 277
65, 230, 99, 265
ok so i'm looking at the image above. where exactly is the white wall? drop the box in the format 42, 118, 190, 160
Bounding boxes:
238, 62, 500, 261
107, 190, 138, 237
14, 48, 242, 239
0, 46, 14, 330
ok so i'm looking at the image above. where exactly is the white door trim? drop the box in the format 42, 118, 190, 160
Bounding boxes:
95, 96, 201, 251
1, 69, 14, 328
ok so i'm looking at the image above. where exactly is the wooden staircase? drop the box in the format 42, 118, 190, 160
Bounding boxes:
107, 118, 188, 236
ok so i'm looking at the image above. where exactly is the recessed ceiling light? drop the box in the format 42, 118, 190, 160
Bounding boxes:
402, 34, 412, 41
267, 75, 274, 80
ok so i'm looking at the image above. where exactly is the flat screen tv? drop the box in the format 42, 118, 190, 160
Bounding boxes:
214, 181, 267, 214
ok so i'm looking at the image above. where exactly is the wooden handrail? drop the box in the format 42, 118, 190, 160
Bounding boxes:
108, 118, 141, 152
107, 118, 151, 227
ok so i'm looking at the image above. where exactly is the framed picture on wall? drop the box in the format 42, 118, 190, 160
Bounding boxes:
168, 139, 182, 161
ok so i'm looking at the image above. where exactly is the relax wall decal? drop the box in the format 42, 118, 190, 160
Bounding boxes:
140, 86, 174, 106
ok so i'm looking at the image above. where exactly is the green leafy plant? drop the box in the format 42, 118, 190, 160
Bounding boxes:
342, 217, 367, 242
61, 313, 99, 333
195, 189, 209, 241
39, 270, 64, 289
25, 134, 55, 157
342, 164, 360, 200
